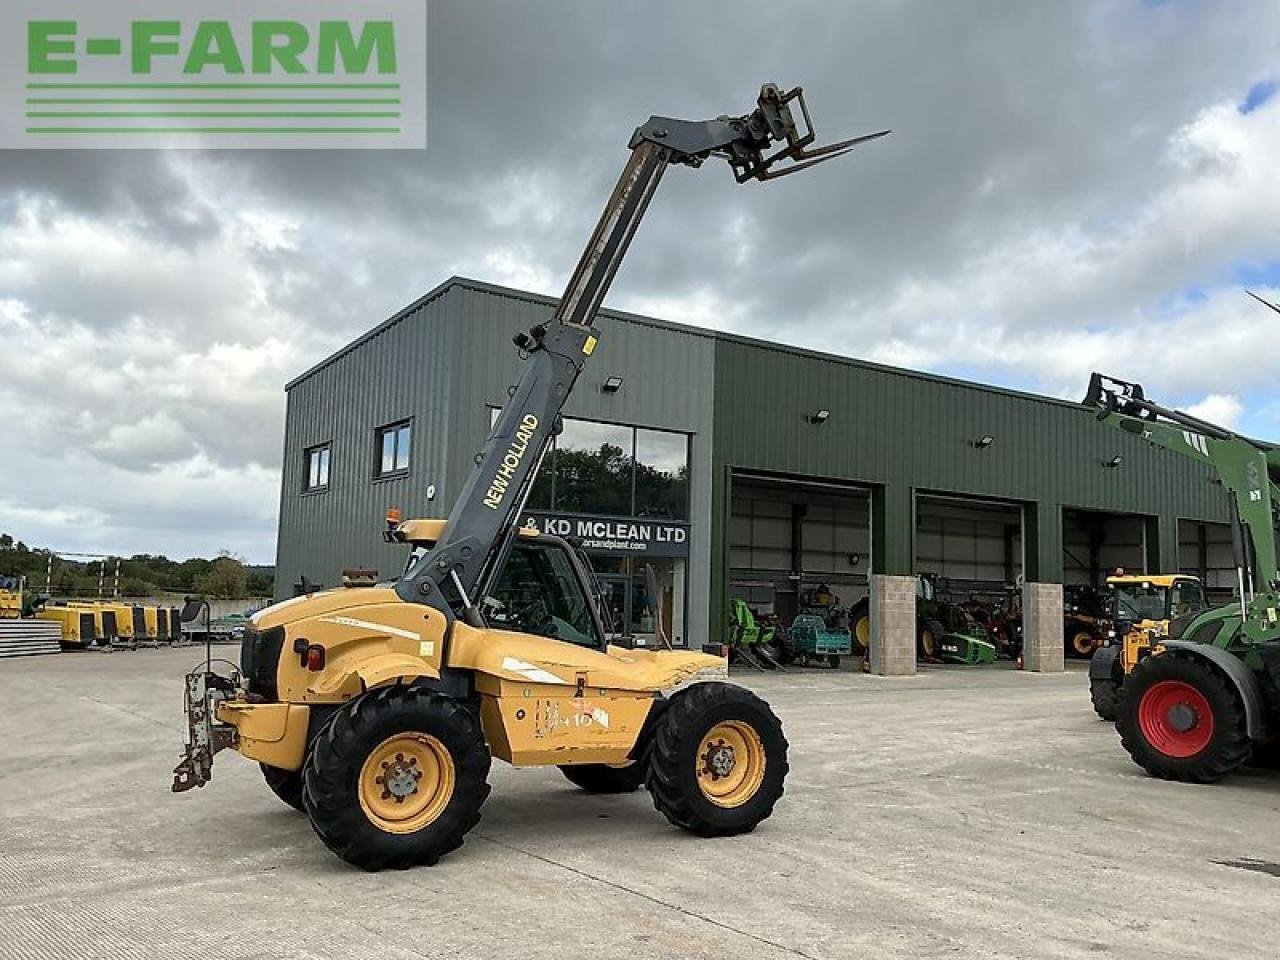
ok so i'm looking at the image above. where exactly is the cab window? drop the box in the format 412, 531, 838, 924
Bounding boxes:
1172, 580, 1206, 618
483, 541, 601, 648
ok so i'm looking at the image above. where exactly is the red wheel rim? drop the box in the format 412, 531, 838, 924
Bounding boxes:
1138, 680, 1214, 758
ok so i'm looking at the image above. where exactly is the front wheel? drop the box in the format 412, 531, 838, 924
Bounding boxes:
1116, 654, 1250, 783
558, 761, 645, 794
302, 686, 491, 870
646, 682, 788, 837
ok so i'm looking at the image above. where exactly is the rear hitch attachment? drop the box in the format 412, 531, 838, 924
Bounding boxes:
171, 665, 240, 793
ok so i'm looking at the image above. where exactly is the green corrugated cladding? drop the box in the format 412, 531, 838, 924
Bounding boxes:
709, 338, 1230, 643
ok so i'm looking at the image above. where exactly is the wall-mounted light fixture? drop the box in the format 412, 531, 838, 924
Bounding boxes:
809, 409, 831, 424
972, 435, 995, 449
602, 376, 624, 394
1104, 455, 1123, 468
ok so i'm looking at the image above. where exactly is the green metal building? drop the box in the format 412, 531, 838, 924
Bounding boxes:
276, 277, 1233, 651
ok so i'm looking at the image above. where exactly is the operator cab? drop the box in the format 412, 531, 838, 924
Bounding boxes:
386, 514, 608, 650
1106, 572, 1207, 640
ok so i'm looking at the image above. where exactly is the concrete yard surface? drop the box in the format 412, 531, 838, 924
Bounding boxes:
1, 650, 1278, 960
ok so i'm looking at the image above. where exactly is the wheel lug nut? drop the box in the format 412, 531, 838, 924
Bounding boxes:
381, 790, 390, 800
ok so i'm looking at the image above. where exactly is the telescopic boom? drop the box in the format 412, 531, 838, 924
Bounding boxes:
396, 85, 888, 627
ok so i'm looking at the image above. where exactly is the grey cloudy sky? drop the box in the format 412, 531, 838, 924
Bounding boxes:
2, 0, 1279, 564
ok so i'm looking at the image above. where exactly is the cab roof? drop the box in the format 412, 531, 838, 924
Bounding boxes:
1105, 573, 1199, 587
395, 518, 540, 544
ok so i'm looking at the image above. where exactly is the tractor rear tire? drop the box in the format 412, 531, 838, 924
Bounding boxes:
1089, 678, 1121, 723
645, 682, 787, 837
1117, 654, 1250, 783
919, 621, 944, 661
851, 606, 871, 655
260, 762, 305, 812
558, 761, 646, 794
302, 686, 491, 870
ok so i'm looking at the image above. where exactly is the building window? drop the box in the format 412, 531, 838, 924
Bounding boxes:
487, 407, 690, 519
376, 421, 411, 477
303, 444, 330, 492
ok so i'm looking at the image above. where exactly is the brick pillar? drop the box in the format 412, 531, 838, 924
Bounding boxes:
1022, 581, 1064, 673
869, 574, 916, 676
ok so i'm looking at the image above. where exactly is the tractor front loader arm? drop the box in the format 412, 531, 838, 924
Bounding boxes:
396, 85, 887, 630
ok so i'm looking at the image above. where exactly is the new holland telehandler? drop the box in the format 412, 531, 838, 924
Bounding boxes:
172, 85, 887, 869
1084, 372, 1280, 781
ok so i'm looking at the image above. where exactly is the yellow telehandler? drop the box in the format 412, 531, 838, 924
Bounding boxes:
1088, 572, 1209, 721
171, 84, 887, 870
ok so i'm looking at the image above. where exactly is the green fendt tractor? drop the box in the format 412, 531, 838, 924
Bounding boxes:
1085, 371, 1280, 781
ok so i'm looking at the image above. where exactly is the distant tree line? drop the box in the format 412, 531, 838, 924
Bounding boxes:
0, 533, 273, 600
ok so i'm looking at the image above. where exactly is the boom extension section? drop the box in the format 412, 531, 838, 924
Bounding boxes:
397, 85, 887, 626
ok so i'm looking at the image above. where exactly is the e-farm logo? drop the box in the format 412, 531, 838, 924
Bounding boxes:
1, 1, 426, 149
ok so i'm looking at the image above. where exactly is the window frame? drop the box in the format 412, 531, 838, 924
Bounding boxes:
302, 442, 331, 494
374, 419, 413, 480
488, 406, 691, 520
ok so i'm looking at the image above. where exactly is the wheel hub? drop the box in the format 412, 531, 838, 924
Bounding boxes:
702, 740, 737, 780
377, 752, 422, 801
1167, 702, 1198, 733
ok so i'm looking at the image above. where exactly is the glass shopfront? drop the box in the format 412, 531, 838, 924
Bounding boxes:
497, 410, 692, 647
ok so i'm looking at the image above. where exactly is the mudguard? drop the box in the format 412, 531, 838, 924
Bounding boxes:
1163, 640, 1269, 740
1089, 645, 1121, 682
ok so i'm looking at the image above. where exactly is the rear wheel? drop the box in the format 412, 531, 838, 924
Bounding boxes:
260, 762, 305, 811
1070, 629, 1098, 658
919, 621, 943, 660
851, 608, 871, 654
1089, 678, 1121, 722
302, 686, 491, 870
558, 761, 645, 794
1117, 655, 1250, 783
646, 682, 787, 836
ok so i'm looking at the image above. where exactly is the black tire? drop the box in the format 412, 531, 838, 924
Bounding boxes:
1089, 678, 1121, 723
1117, 654, 1250, 783
260, 762, 305, 811
645, 682, 787, 837
558, 761, 646, 794
302, 686, 491, 870
850, 604, 871, 655
826, 654, 841, 669
919, 620, 944, 660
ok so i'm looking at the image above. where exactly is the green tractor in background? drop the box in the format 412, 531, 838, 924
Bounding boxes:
917, 573, 997, 665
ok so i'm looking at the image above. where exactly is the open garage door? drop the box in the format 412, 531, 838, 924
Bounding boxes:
728, 473, 870, 652
914, 494, 1024, 663
1178, 519, 1236, 601
1062, 509, 1147, 585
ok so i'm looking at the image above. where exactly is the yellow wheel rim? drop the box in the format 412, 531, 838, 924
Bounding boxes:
695, 721, 766, 809
922, 628, 936, 657
1073, 631, 1094, 655
358, 732, 455, 835
855, 615, 870, 649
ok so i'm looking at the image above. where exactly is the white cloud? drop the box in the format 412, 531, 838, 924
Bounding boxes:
1184, 394, 1243, 431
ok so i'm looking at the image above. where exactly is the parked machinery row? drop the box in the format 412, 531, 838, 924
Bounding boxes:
35, 599, 185, 650
727, 572, 1116, 669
